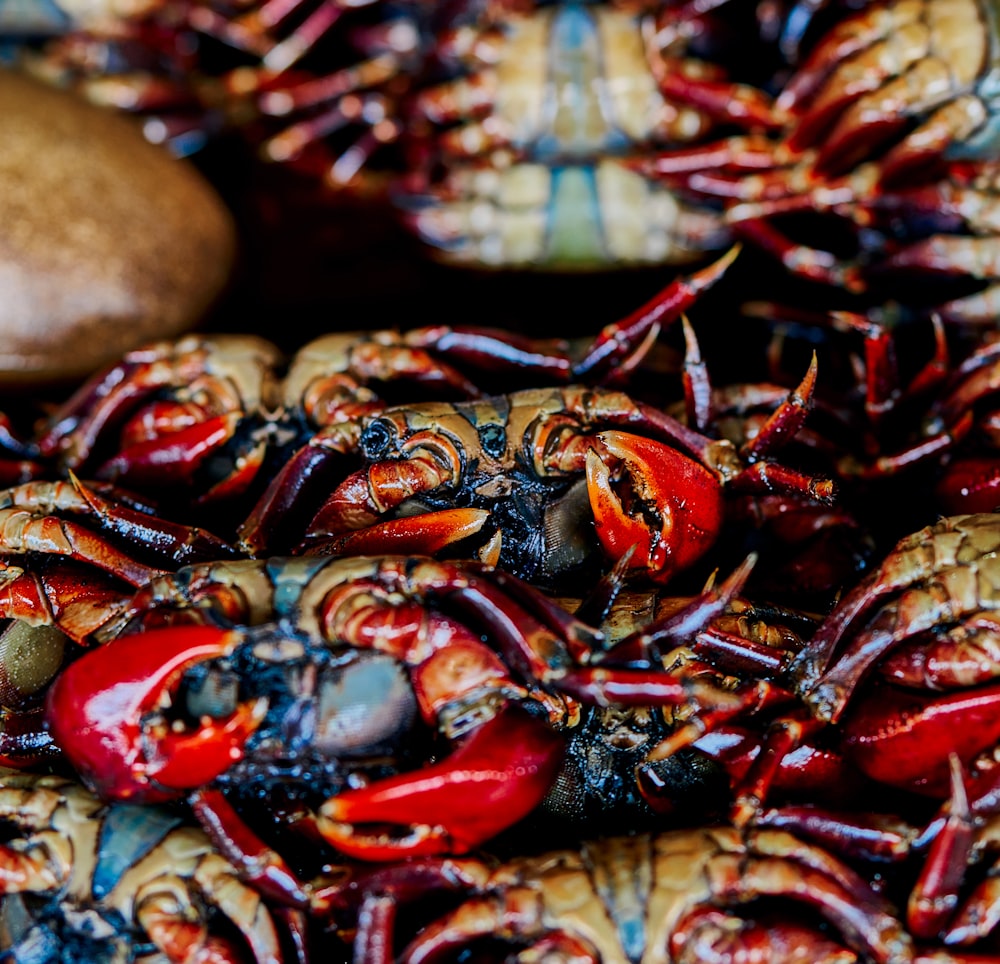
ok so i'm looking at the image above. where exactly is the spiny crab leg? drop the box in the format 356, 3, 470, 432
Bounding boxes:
739, 353, 818, 462
907, 755, 975, 941
600, 552, 759, 665
573, 245, 741, 382
0, 476, 238, 587
71, 474, 240, 566
316, 705, 565, 859
45, 625, 267, 803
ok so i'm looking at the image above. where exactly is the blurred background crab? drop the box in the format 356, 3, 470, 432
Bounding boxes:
0, 767, 296, 964
0, 0, 783, 272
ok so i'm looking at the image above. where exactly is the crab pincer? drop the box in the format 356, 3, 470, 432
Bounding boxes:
586, 430, 725, 583
317, 705, 565, 860
46, 624, 267, 803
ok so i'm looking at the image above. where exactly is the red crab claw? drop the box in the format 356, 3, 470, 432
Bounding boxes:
934, 456, 1000, 515
46, 625, 267, 803
316, 705, 564, 860
96, 413, 240, 486
842, 682, 1000, 796
586, 431, 723, 583
304, 507, 490, 557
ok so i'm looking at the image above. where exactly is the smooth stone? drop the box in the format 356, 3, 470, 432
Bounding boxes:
0, 69, 237, 384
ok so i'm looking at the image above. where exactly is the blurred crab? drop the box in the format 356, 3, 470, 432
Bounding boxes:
383, 0, 780, 268
774, 0, 1000, 182
0, 766, 293, 964
5, 0, 782, 268
631, 0, 1000, 315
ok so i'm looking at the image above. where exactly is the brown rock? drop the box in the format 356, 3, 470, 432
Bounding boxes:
0, 69, 237, 385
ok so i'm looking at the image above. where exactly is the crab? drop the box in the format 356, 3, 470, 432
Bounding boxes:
0, 766, 293, 963
36, 252, 734, 519
324, 824, 912, 963
236, 376, 835, 587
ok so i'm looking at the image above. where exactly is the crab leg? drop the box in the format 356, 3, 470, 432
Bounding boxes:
777, 1, 922, 116
0, 476, 237, 582
573, 246, 740, 381
402, 327, 574, 382
0, 561, 129, 643
740, 355, 818, 461
238, 422, 363, 555
907, 756, 975, 940
0, 505, 165, 588
137, 885, 273, 964
71, 476, 240, 566
192, 788, 310, 909
300, 450, 464, 543
670, 908, 861, 964
0, 845, 68, 894
656, 69, 780, 131
715, 834, 910, 962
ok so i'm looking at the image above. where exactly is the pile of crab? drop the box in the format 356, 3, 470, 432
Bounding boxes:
6, 0, 1000, 962
0, 233, 997, 963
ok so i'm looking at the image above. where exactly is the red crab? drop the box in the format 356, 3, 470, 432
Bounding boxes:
235, 376, 835, 586
42, 552, 780, 906
37, 252, 734, 516
631, 0, 1000, 317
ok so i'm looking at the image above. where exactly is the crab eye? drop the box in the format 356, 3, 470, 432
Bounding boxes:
478, 423, 507, 459
360, 419, 397, 460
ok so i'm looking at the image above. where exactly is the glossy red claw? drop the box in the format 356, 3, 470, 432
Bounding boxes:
47, 625, 266, 803
316, 705, 564, 860
586, 430, 723, 583
97, 413, 240, 488
842, 683, 1000, 796
934, 456, 1000, 516
304, 507, 490, 556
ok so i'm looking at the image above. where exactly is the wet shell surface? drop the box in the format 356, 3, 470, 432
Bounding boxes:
0, 69, 236, 384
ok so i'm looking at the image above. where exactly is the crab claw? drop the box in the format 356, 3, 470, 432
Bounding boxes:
316, 705, 564, 860
586, 431, 723, 583
842, 682, 1000, 796
97, 413, 240, 488
46, 625, 266, 803
304, 507, 490, 556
